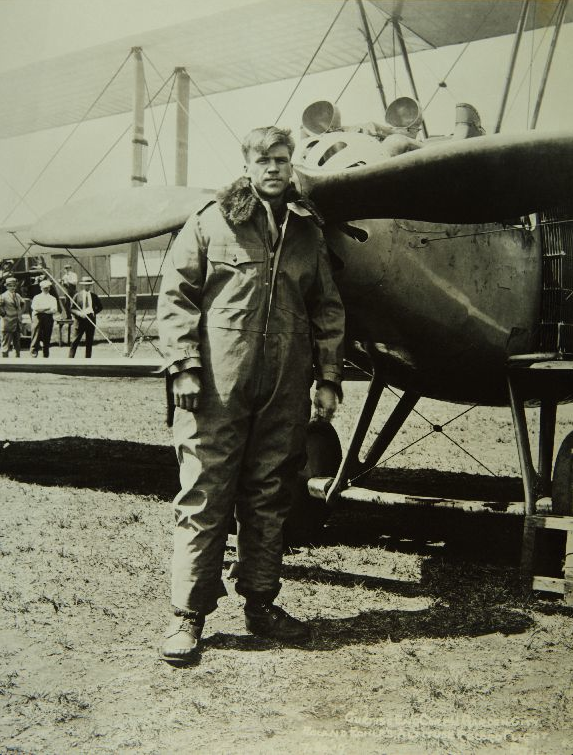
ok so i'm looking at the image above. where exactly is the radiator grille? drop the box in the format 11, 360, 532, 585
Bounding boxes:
538, 205, 573, 354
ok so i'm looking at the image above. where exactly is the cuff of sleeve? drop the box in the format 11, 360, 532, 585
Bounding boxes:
167, 357, 202, 375
316, 378, 343, 402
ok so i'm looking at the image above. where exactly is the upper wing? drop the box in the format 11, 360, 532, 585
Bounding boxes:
0, 0, 570, 138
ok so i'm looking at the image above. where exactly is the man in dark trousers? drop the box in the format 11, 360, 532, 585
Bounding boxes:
68, 276, 102, 358
158, 125, 345, 664
30, 278, 59, 357
60, 264, 78, 318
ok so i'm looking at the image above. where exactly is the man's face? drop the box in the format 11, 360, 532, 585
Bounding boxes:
245, 144, 293, 200
6, 283, 17, 291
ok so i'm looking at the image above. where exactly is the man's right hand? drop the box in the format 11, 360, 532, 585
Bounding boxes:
173, 370, 202, 412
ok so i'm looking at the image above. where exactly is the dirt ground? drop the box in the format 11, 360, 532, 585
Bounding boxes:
1, 337, 573, 754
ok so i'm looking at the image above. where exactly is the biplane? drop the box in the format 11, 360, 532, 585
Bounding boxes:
1, 0, 573, 557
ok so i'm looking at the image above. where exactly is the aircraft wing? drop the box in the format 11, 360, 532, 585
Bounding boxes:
0, 222, 175, 260
0, 0, 570, 138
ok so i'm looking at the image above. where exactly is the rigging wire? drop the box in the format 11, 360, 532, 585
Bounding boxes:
2, 50, 133, 226
505, 5, 558, 124
422, 0, 502, 112
0, 172, 38, 221
334, 19, 390, 104
41, 268, 125, 356
65, 71, 177, 203
144, 72, 177, 185
56, 246, 164, 357
2, 233, 35, 272
141, 45, 236, 152
139, 48, 238, 173
412, 218, 573, 246
161, 86, 235, 177
185, 74, 240, 146
348, 395, 497, 484
130, 236, 176, 355
273, 0, 347, 125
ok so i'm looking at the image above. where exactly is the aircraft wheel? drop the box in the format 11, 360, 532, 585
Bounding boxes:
283, 420, 342, 546
552, 430, 573, 515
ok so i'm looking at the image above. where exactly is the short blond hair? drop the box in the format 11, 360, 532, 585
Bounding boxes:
241, 126, 295, 161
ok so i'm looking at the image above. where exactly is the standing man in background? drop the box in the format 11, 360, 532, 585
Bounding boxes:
68, 276, 102, 358
30, 278, 59, 357
60, 264, 78, 319
0, 276, 25, 357
158, 125, 345, 664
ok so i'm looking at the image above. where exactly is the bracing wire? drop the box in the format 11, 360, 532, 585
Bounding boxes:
348, 394, 497, 484
159, 86, 236, 177
2, 50, 133, 226
422, 0, 502, 112
0, 172, 38, 221
505, 4, 559, 125
65, 71, 177, 203
145, 73, 177, 185
58, 246, 164, 357
334, 19, 390, 104
274, 0, 347, 125
130, 235, 176, 355
184, 73, 240, 145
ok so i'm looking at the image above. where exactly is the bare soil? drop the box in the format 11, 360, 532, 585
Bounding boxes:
1, 339, 573, 754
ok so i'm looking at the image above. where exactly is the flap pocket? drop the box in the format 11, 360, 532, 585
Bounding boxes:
207, 243, 264, 266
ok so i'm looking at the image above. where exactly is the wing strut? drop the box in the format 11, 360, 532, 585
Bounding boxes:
125, 47, 147, 356
356, 0, 387, 111
530, 0, 570, 129
494, 0, 532, 133
391, 18, 429, 139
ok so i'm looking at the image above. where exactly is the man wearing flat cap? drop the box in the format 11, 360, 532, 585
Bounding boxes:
0, 276, 25, 357
68, 276, 102, 358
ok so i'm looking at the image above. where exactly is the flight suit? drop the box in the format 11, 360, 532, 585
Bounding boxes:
158, 177, 345, 615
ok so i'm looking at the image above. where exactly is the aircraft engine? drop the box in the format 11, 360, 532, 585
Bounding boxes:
294, 97, 422, 171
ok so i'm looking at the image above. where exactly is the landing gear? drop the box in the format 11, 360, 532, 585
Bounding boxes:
552, 431, 573, 515
284, 420, 342, 545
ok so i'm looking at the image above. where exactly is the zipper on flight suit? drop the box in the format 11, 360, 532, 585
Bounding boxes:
262, 209, 290, 352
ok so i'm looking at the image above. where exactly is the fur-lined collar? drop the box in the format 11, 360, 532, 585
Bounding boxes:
216, 176, 324, 228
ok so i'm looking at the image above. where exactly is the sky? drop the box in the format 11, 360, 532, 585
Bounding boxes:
0, 0, 572, 229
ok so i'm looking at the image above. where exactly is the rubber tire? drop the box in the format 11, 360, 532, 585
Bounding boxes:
283, 420, 343, 546
552, 430, 573, 515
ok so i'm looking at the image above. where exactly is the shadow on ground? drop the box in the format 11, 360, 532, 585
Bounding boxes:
0, 436, 533, 566
0, 437, 179, 499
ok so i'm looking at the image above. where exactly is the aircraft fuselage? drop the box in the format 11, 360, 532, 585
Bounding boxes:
326, 216, 542, 405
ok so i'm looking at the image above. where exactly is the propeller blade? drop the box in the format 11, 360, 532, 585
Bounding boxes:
295, 131, 573, 224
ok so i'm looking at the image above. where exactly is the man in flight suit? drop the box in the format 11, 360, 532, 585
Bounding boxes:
158, 125, 345, 664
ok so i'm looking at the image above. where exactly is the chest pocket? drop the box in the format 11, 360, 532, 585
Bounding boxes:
205, 242, 265, 310
275, 248, 315, 323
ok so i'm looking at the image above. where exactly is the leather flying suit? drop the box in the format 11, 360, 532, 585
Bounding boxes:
158, 178, 345, 615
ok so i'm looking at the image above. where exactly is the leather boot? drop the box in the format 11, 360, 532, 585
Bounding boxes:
159, 614, 204, 664
244, 601, 311, 643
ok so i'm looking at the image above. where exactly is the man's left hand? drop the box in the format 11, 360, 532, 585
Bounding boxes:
313, 384, 338, 423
